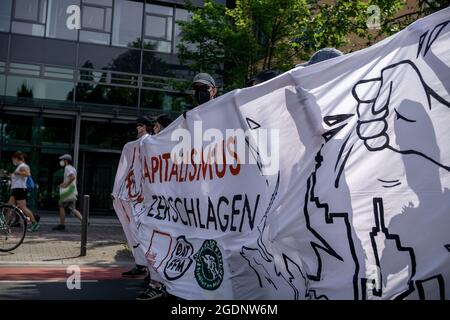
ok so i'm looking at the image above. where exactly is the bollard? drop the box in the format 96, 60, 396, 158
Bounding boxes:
80, 195, 90, 256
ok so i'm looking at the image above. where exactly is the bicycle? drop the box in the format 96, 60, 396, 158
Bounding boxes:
0, 175, 28, 252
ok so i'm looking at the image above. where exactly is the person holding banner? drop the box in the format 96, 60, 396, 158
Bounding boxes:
295, 47, 343, 68
121, 115, 154, 278
115, 115, 168, 299
246, 69, 281, 87
192, 73, 217, 105
135, 115, 154, 138
153, 114, 172, 134
134, 115, 172, 300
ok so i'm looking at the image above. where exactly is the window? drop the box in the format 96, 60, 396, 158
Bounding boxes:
9, 62, 41, 76
78, 43, 141, 73
11, 0, 47, 37
140, 89, 191, 112
80, 120, 132, 151
0, 0, 13, 32
141, 50, 194, 81
6, 75, 74, 101
82, 0, 111, 6
0, 34, 9, 59
79, 0, 112, 45
83, 6, 106, 30
140, 88, 165, 109
74, 49, 139, 107
144, 3, 173, 53
146, 4, 172, 16
15, 0, 41, 21
0, 74, 5, 96
46, 0, 79, 40
1, 115, 33, 145
41, 117, 73, 144
9, 35, 77, 67
7, 62, 74, 81
146, 15, 167, 39
44, 66, 74, 80
174, 8, 193, 54
11, 21, 45, 36
112, 0, 143, 48
75, 83, 138, 107
145, 39, 171, 53
79, 30, 110, 44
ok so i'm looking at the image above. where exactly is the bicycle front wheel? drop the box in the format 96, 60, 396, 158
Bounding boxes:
0, 204, 27, 252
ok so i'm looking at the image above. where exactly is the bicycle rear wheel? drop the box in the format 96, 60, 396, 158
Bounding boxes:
0, 204, 27, 252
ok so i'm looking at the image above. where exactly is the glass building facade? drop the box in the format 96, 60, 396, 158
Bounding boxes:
0, 0, 226, 214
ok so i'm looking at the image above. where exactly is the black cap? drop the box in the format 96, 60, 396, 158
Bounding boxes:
136, 115, 153, 127
296, 48, 344, 67
246, 69, 281, 87
156, 114, 172, 129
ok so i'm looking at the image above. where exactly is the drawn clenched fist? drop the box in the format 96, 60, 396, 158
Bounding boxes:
352, 60, 450, 171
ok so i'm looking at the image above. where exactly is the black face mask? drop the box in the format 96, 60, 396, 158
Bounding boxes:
194, 87, 211, 105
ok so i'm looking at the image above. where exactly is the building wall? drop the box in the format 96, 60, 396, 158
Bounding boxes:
0, 0, 227, 215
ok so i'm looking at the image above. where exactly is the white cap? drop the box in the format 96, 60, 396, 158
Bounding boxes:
59, 154, 72, 161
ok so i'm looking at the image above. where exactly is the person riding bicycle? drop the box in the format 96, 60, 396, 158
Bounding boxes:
8, 151, 40, 232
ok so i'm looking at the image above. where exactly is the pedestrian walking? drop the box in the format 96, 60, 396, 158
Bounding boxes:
52, 154, 82, 231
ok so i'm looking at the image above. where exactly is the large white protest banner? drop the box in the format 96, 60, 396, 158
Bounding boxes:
113, 8, 450, 300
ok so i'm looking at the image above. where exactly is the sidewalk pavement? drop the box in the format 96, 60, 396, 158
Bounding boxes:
0, 212, 134, 267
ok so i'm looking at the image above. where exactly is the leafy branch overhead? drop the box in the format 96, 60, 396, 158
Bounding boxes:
177, 0, 448, 92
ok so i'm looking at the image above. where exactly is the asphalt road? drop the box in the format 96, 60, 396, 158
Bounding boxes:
0, 266, 148, 300
0, 279, 147, 300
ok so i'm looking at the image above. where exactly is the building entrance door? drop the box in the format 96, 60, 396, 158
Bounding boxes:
78, 151, 121, 215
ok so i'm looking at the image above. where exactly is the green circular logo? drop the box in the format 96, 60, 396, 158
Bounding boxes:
194, 240, 224, 290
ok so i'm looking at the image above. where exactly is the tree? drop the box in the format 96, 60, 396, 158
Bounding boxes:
17, 81, 33, 98
177, 0, 259, 91
229, 0, 312, 71
178, 0, 445, 92
378, 0, 450, 36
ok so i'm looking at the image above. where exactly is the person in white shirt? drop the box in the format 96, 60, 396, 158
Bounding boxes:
52, 154, 82, 231
8, 151, 40, 232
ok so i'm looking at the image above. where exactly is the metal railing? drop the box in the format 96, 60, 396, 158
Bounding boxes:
0, 95, 182, 119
